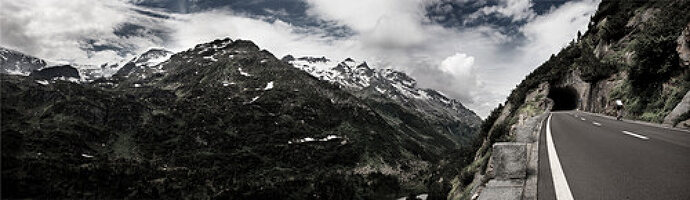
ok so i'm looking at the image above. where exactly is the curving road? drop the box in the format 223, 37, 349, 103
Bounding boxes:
538, 111, 690, 200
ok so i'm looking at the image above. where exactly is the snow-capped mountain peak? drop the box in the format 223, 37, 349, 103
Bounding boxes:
285, 55, 481, 126
113, 48, 174, 78
133, 48, 174, 66
0, 47, 47, 76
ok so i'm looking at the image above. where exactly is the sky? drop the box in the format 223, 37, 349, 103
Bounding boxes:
0, 0, 600, 117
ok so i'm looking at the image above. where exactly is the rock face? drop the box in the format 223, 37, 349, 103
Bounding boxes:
663, 91, 690, 126
553, 69, 628, 116
30, 65, 81, 80
0, 47, 47, 75
677, 22, 690, 66
1, 38, 479, 199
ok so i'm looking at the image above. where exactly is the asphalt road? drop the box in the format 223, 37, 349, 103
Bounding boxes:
538, 111, 690, 200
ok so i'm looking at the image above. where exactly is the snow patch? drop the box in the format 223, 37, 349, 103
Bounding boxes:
438, 98, 451, 105
35, 80, 50, 85
288, 135, 342, 144
51, 76, 82, 84
264, 81, 274, 90
140, 53, 172, 67
375, 86, 387, 94
246, 96, 260, 104
397, 194, 428, 200
238, 68, 252, 77
417, 90, 431, 100
203, 56, 218, 62
222, 80, 235, 87
290, 59, 337, 72
6, 68, 30, 76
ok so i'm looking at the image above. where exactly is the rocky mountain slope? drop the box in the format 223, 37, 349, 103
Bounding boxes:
0, 47, 47, 75
2, 38, 480, 199
448, 0, 690, 199
285, 56, 481, 144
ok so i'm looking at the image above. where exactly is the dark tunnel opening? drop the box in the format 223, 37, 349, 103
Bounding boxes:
548, 86, 579, 111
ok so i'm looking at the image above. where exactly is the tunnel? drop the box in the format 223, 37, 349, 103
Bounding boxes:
548, 86, 579, 111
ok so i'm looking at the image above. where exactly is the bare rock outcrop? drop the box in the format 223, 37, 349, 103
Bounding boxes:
677, 22, 690, 66
663, 91, 690, 126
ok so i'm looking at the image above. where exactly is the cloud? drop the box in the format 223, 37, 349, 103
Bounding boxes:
0, 0, 166, 65
440, 53, 475, 77
304, 0, 432, 50
0, 0, 601, 118
519, 0, 599, 60
437, 53, 482, 102
472, 0, 536, 22
163, 9, 354, 62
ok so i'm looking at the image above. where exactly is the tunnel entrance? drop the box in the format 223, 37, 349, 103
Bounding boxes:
548, 86, 579, 111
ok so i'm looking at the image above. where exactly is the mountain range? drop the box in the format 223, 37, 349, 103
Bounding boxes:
1, 38, 480, 199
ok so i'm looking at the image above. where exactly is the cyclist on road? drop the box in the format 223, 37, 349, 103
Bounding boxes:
615, 99, 624, 120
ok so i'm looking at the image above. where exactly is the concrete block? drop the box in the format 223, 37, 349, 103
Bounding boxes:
491, 142, 527, 179
478, 180, 524, 200
486, 179, 524, 187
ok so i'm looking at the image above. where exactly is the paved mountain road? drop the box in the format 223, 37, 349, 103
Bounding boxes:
538, 111, 690, 200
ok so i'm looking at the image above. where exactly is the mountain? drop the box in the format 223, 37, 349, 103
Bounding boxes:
80, 48, 175, 81
112, 48, 174, 78
30, 65, 81, 80
2, 38, 479, 199
448, 0, 690, 199
0, 47, 47, 75
0, 46, 175, 83
285, 56, 481, 143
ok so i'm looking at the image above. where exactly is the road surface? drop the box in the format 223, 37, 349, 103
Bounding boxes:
538, 111, 690, 200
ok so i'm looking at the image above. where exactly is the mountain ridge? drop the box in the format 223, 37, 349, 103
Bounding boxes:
286, 56, 481, 141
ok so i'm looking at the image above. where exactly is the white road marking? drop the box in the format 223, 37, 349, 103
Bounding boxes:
622, 131, 649, 140
547, 114, 575, 200
592, 122, 601, 126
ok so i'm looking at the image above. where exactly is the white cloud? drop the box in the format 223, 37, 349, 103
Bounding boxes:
164, 10, 354, 61
0, 0, 165, 65
520, 0, 599, 61
304, 0, 423, 32
470, 0, 536, 22
437, 53, 482, 102
440, 53, 475, 77
305, 0, 431, 50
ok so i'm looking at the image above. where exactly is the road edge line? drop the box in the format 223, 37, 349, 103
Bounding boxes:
546, 113, 575, 200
